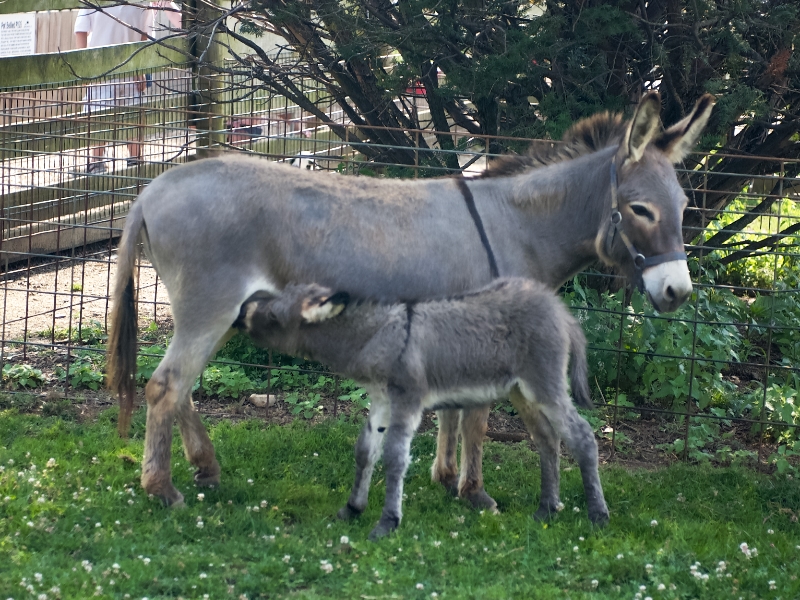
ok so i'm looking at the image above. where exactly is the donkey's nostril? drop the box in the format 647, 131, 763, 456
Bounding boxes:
665, 285, 676, 301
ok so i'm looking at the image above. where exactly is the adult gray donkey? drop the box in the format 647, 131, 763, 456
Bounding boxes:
108, 92, 714, 508
235, 278, 604, 539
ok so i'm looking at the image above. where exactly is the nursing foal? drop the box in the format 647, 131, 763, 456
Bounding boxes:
235, 278, 606, 540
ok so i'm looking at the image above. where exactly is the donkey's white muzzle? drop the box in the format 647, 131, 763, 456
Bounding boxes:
642, 260, 692, 313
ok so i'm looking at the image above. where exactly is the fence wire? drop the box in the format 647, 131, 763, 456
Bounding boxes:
1, 65, 798, 464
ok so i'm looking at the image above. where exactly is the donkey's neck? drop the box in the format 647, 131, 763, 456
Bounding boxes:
476, 146, 615, 288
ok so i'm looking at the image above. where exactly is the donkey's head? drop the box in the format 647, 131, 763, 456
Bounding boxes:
600, 92, 715, 313
236, 283, 350, 347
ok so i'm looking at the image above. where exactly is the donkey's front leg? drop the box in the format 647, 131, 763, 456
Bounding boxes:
338, 390, 390, 520
431, 409, 460, 495
458, 405, 497, 512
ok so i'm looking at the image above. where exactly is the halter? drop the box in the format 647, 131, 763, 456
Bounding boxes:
604, 156, 687, 291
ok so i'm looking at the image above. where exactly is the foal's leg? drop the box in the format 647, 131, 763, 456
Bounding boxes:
370, 389, 423, 540
338, 386, 390, 520
457, 405, 497, 512
509, 386, 562, 520
539, 399, 609, 525
431, 409, 460, 495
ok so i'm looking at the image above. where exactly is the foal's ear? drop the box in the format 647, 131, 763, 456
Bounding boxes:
621, 91, 662, 164
300, 291, 350, 323
654, 93, 716, 164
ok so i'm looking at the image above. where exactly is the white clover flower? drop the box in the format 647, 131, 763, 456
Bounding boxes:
573, 546, 579, 553
431, 593, 438, 598
247, 479, 253, 485
46, 458, 56, 468
450, 531, 458, 539
591, 579, 599, 588
433, 541, 441, 548
112, 563, 120, 571
650, 520, 658, 527
639, 585, 646, 591
657, 583, 666, 591
91, 457, 99, 464
767, 529, 774, 534
196, 521, 204, 529
283, 555, 291, 563
260, 500, 268, 508
340, 536, 349, 545
95, 522, 101, 528
616, 554, 624, 560
645, 563, 653, 573
81, 560, 93, 573
320, 560, 333, 574
37, 496, 46, 504
197, 493, 205, 502
288, 567, 295, 574
573, 506, 580, 513
769, 580, 777, 590
34, 573, 43, 583
416, 583, 424, 590
142, 557, 151, 566
199, 573, 207, 579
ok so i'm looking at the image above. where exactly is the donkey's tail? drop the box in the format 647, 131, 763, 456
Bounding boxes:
107, 200, 144, 437
568, 319, 593, 409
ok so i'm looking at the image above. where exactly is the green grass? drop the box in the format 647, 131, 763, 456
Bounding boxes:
1, 409, 799, 599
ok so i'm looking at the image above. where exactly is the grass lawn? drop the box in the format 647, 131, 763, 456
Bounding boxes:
1, 407, 799, 599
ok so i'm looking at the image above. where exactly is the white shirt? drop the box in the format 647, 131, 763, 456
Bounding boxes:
74, 6, 154, 48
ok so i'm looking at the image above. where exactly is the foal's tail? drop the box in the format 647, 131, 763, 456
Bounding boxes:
107, 200, 145, 437
568, 319, 593, 409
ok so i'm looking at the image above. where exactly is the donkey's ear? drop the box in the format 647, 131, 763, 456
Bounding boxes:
621, 91, 662, 164
300, 290, 349, 323
654, 93, 716, 163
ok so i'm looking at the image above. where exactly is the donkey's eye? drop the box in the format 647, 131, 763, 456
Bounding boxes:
630, 204, 655, 221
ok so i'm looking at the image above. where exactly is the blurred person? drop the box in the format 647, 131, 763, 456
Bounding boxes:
74, 4, 154, 174
150, 1, 181, 40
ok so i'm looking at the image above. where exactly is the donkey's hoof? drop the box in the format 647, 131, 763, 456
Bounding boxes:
337, 503, 363, 521
194, 464, 221, 488
142, 477, 184, 507
589, 508, 610, 526
462, 489, 499, 513
433, 474, 459, 497
368, 516, 399, 541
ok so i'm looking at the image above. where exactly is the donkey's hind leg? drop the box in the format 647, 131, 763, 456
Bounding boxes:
457, 405, 497, 512
509, 385, 562, 521
174, 329, 236, 488
338, 386, 390, 520
431, 409, 460, 495
142, 325, 230, 505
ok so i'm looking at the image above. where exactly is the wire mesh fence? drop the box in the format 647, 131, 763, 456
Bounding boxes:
1, 63, 798, 465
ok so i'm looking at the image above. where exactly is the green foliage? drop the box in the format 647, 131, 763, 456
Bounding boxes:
198, 361, 258, 400
41, 319, 107, 346
55, 354, 105, 391
1, 363, 46, 389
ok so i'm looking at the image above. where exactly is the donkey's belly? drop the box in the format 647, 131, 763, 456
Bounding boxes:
423, 382, 513, 412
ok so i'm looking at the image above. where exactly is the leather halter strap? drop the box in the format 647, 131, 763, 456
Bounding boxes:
604, 156, 687, 290
456, 178, 500, 279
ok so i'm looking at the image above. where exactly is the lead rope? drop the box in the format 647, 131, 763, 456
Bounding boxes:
455, 177, 500, 279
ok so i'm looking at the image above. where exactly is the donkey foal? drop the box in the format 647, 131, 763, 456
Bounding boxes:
237, 278, 608, 539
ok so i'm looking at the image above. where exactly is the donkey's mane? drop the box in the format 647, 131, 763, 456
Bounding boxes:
479, 112, 627, 178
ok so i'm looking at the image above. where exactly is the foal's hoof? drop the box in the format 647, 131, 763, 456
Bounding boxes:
194, 463, 221, 488
532, 501, 563, 522
462, 489, 499, 513
337, 503, 363, 521
432, 472, 460, 497
368, 516, 399, 541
